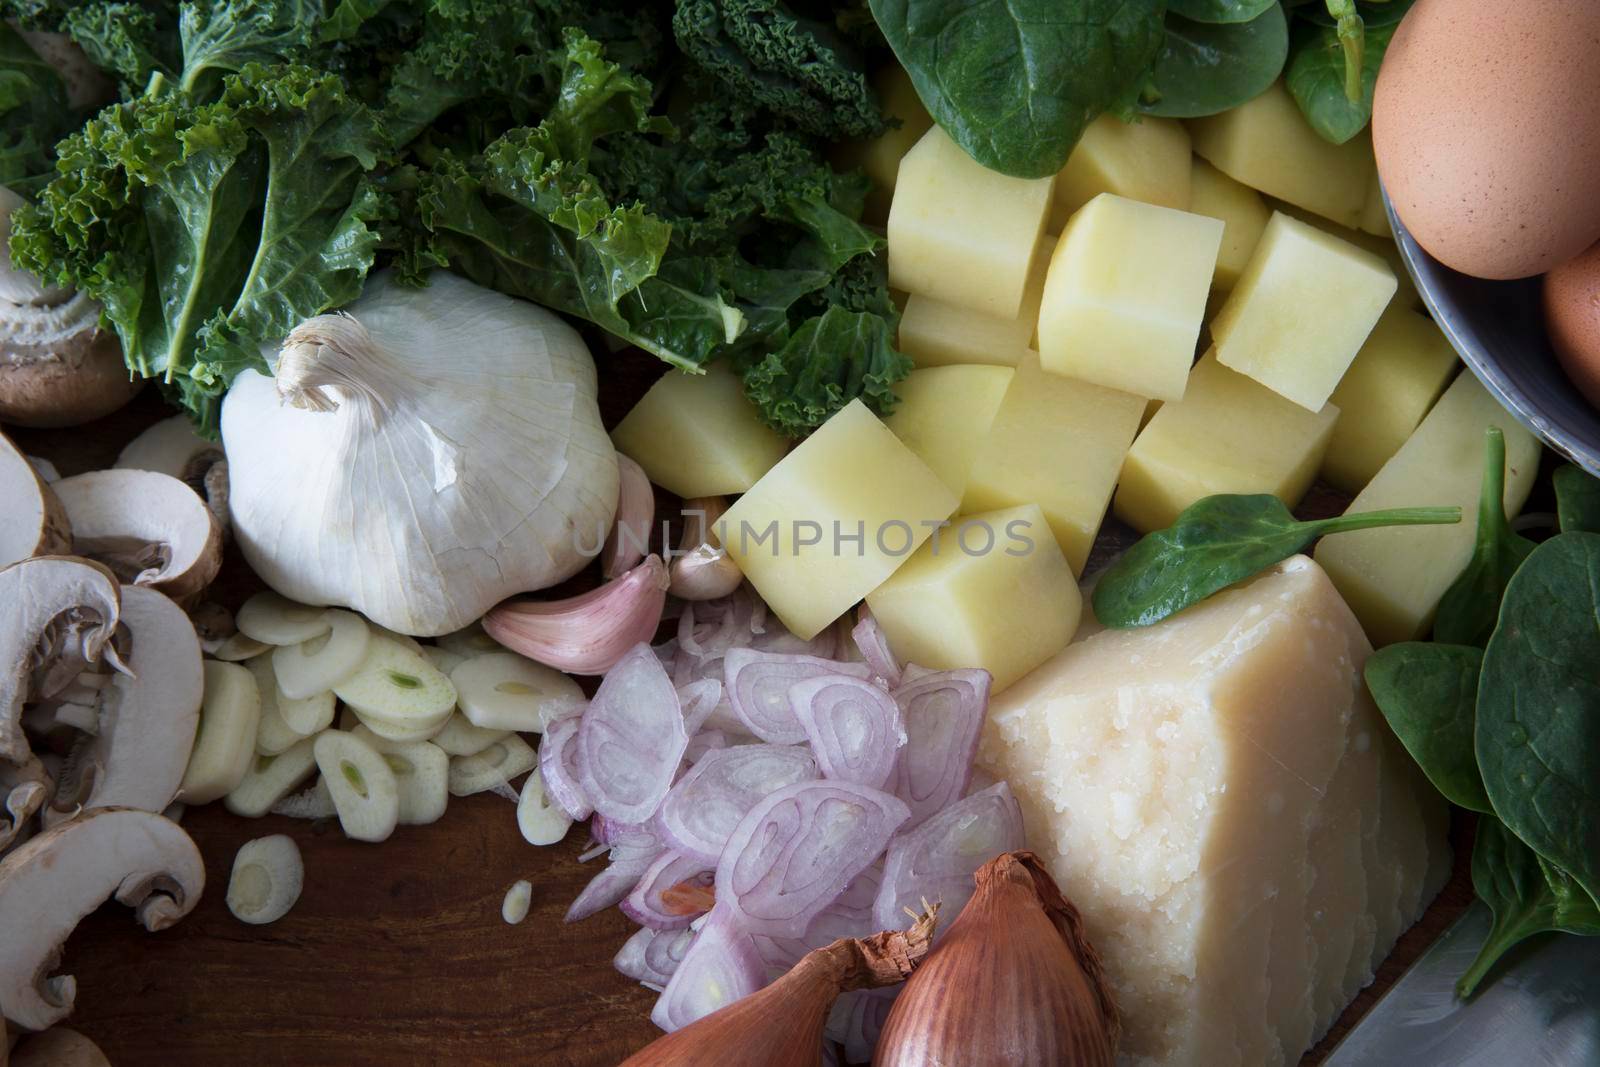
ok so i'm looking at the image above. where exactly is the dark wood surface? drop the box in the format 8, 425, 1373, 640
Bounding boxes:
8, 372, 1475, 1066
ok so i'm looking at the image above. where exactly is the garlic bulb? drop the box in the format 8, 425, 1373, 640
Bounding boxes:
222, 270, 618, 637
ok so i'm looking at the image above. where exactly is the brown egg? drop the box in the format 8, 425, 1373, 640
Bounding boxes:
1373, 0, 1600, 280
1545, 240, 1600, 408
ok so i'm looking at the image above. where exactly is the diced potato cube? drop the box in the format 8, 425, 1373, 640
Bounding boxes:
1212, 212, 1397, 411
867, 503, 1080, 692
1321, 307, 1460, 494
1271, 198, 1421, 309
1358, 168, 1389, 237
719, 400, 958, 639
884, 365, 1015, 497
831, 64, 934, 224
1115, 352, 1340, 533
1038, 194, 1222, 401
963, 353, 1144, 574
1314, 374, 1539, 646
1189, 159, 1270, 291
1050, 113, 1192, 230
898, 238, 1052, 368
611, 364, 788, 498
888, 127, 1054, 317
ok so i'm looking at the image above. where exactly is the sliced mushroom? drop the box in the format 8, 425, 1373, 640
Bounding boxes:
0, 557, 123, 765
10, 1026, 110, 1067
9, 31, 114, 110
52, 470, 222, 608
0, 779, 45, 856
113, 414, 229, 536
44, 585, 203, 825
24, 457, 58, 484
0, 433, 69, 569
0, 807, 204, 1031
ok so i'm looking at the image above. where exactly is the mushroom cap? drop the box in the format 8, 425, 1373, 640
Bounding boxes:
53, 470, 222, 608
0, 808, 204, 1031
11, 1027, 112, 1067
0, 432, 69, 568
0, 287, 140, 430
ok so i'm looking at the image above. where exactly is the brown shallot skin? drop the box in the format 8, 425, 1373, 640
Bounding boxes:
875, 851, 1120, 1067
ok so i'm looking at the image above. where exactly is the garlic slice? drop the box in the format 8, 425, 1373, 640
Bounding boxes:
502, 879, 533, 925
245, 655, 310, 755
517, 767, 573, 846
225, 738, 319, 818
349, 707, 449, 744
333, 635, 455, 725
371, 625, 425, 656
179, 661, 262, 804
313, 730, 399, 842
236, 592, 333, 646
420, 645, 466, 675
271, 776, 336, 820
350, 725, 448, 826
447, 735, 537, 797
438, 623, 503, 659
227, 835, 304, 925
211, 632, 272, 662
449, 653, 584, 733
271, 610, 370, 699
430, 713, 510, 757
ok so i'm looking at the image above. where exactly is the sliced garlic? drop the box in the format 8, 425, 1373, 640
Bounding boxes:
447, 734, 537, 797
246, 655, 307, 755
271, 776, 336, 819
502, 878, 533, 925
227, 834, 304, 925
272, 610, 370, 699
350, 707, 449, 743
180, 661, 262, 804
371, 625, 425, 656
349, 725, 449, 825
438, 622, 502, 659
430, 713, 510, 757
517, 767, 572, 846
225, 738, 319, 818
333, 635, 455, 727
420, 645, 466, 675
313, 730, 399, 843
236, 592, 333, 645
449, 652, 584, 733
337, 705, 360, 731
211, 632, 272, 662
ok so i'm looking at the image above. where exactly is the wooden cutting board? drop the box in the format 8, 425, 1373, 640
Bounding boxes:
7, 360, 1475, 1066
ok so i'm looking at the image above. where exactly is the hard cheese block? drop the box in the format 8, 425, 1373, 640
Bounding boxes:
1051, 112, 1192, 227
611, 364, 788, 498
719, 399, 958, 639
883, 364, 1015, 497
1114, 352, 1340, 533
897, 238, 1051, 368
1189, 159, 1270, 291
978, 556, 1448, 1067
1212, 211, 1397, 411
887, 126, 1054, 317
963, 353, 1144, 575
866, 503, 1081, 692
1315, 372, 1539, 646
1038, 194, 1223, 401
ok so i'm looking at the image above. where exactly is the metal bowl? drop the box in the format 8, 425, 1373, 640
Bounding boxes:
1384, 192, 1600, 476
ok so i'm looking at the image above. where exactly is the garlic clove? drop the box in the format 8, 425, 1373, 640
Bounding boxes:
483, 554, 670, 675
226, 834, 304, 925
517, 767, 573, 846
349, 725, 449, 826
447, 734, 537, 797
602, 455, 656, 579
430, 712, 511, 758
236, 592, 333, 646
225, 738, 319, 818
450, 652, 585, 733
313, 730, 400, 843
668, 544, 743, 601
502, 879, 533, 925
271, 610, 370, 699
331, 635, 456, 724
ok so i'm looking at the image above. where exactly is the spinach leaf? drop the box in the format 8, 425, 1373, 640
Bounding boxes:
1554, 464, 1600, 534
1458, 817, 1600, 998
1139, 4, 1288, 119
1365, 642, 1491, 812
1298, 0, 1415, 29
1286, 17, 1394, 144
0, 21, 77, 194
1476, 532, 1600, 909
1433, 428, 1536, 647
870, 0, 1166, 179
1092, 494, 1461, 628
1168, 0, 1277, 22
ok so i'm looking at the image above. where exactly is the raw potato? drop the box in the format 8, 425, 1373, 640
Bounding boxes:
502, 879, 533, 925
313, 730, 400, 843
1211, 212, 1397, 411
610, 362, 789, 500
866, 503, 1081, 692
1038, 193, 1223, 401
1269, 199, 1421, 311
226, 834, 304, 925
431, 713, 511, 757
882, 365, 1015, 498
225, 738, 319, 818
450, 653, 584, 733
236, 591, 332, 645
1052, 112, 1192, 226
719, 400, 959, 640
896, 239, 1051, 370
1189, 159, 1271, 292
350, 725, 449, 825
331, 635, 455, 726
179, 660, 262, 804
887, 126, 1054, 317
447, 734, 537, 797
271, 609, 370, 699
517, 767, 573, 846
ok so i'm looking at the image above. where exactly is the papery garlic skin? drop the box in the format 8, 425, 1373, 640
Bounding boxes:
223, 271, 618, 637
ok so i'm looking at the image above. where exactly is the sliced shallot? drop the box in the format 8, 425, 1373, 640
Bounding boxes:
789, 674, 904, 789
657, 744, 818, 865
851, 607, 902, 688
650, 906, 769, 1033
873, 781, 1025, 934
675, 678, 722, 737
622, 851, 717, 930
576, 644, 688, 824
538, 713, 591, 821
683, 729, 730, 764
724, 649, 871, 744
889, 668, 990, 827
617, 926, 695, 986
566, 818, 663, 923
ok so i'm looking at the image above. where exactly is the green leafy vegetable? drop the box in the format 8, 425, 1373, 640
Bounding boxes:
1092, 494, 1462, 629
177, 0, 324, 94
1458, 817, 1600, 999
1285, 17, 1394, 144
1364, 642, 1491, 812
870, 0, 1166, 179
1476, 531, 1600, 910
1138, 4, 1288, 119
1554, 464, 1600, 534
1168, 0, 1277, 22
1433, 428, 1536, 647
739, 305, 904, 438
0, 22, 78, 193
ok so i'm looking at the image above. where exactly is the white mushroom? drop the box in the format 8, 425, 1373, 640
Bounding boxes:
10, 1027, 111, 1067
0, 434, 69, 569
0, 807, 204, 1031
0, 778, 45, 856
114, 414, 229, 536
52, 470, 222, 608
0, 557, 123, 765
44, 585, 203, 825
